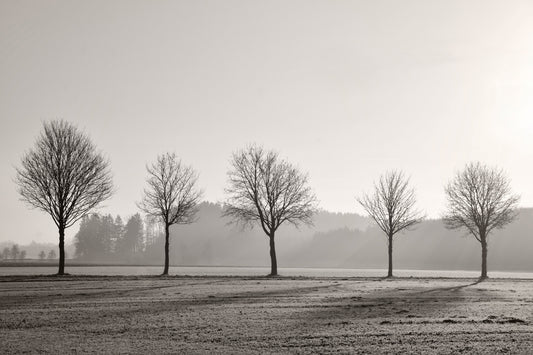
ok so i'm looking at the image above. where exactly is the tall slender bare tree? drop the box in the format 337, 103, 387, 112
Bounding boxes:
443, 162, 519, 280
16, 120, 113, 275
223, 145, 318, 276
138, 153, 202, 275
357, 171, 424, 277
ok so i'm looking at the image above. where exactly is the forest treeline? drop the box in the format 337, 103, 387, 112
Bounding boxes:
74, 213, 144, 262
73, 212, 180, 263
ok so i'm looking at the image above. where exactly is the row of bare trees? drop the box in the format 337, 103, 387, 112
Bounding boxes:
15, 121, 318, 276
1, 247, 56, 261
38, 250, 57, 260
358, 164, 520, 280
16, 120, 520, 279
137, 146, 319, 276
1, 245, 27, 260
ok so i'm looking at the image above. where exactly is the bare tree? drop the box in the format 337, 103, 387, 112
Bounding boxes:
357, 171, 424, 277
443, 162, 519, 280
223, 145, 318, 276
2, 247, 10, 260
38, 250, 46, 260
48, 249, 57, 260
16, 120, 113, 275
10, 244, 20, 260
138, 153, 202, 275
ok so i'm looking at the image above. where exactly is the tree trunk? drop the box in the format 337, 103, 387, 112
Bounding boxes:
480, 237, 488, 279
57, 225, 65, 275
163, 224, 170, 275
269, 233, 277, 276
387, 234, 393, 278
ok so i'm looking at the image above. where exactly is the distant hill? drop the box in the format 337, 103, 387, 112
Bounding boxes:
167, 203, 533, 272
162, 202, 371, 267
325, 209, 533, 271
284, 210, 533, 271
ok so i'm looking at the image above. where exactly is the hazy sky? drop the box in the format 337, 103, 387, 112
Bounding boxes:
2, 0, 533, 244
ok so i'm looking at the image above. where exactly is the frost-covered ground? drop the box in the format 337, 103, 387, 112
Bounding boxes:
1, 276, 532, 354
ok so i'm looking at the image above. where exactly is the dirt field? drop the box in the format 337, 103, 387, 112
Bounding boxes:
1, 275, 532, 354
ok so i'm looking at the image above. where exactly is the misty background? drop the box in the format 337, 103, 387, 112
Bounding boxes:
3, 203, 533, 272
2, 1, 533, 269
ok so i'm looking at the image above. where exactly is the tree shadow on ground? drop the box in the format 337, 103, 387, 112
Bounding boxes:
175, 284, 340, 307
296, 278, 500, 326
415, 278, 482, 294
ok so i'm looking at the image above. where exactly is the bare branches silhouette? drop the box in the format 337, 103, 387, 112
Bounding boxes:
358, 171, 424, 277
223, 145, 318, 276
443, 162, 520, 279
138, 152, 202, 275
16, 120, 113, 275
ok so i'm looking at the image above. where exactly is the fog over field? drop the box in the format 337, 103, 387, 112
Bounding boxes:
163, 205, 533, 272
4, 203, 533, 273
